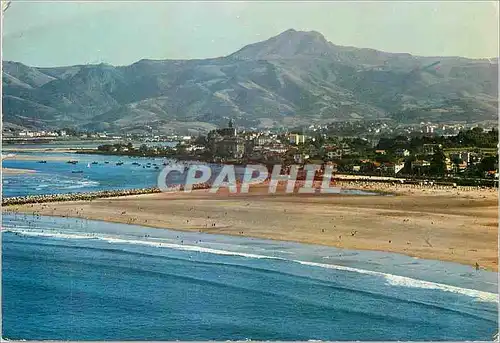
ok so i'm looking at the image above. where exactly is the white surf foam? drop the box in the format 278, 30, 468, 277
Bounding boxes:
293, 260, 498, 303
103, 236, 281, 260
4, 229, 96, 240
66, 180, 100, 189
4, 227, 498, 303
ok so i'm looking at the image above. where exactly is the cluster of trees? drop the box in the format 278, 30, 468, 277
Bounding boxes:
376, 128, 498, 151
288, 129, 498, 178
97, 143, 133, 152
95, 143, 176, 157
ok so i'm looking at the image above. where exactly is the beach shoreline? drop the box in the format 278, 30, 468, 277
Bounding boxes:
1, 168, 37, 175
2, 154, 78, 162
6, 181, 498, 271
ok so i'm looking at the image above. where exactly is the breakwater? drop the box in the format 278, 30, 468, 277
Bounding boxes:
2, 187, 161, 206
2, 182, 216, 206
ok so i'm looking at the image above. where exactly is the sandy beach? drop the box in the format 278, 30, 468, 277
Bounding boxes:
2, 168, 37, 175
7, 182, 498, 271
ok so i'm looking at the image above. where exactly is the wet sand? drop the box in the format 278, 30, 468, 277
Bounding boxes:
2, 154, 78, 162
2, 168, 37, 175
8, 182, 498, 271
2, 147, 80, 153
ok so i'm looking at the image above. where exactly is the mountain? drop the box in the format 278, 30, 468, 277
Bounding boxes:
2, 29, 498, 133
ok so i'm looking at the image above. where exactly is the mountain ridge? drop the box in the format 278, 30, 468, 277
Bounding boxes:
2, 29, 498, 134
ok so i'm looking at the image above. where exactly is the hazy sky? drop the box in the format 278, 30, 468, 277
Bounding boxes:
2, 1, 498, 67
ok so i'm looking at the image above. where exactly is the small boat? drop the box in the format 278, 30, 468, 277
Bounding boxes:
155, 166, 160, 170
104, 161, 110, 164
72, 170, 84, 174
37, 160, 47, 163
91, 161, 98, 165
67, 160, 78, 164
116, 162, 124, 166
132, 162, 140, 166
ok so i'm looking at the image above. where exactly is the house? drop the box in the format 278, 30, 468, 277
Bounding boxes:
18, 131, 35, 137
422, 144, 442, 155
185, 145, 205, 153
259, 144, 288, 153
411, 160, 430, 168
411, 160, 430, 173
381, 162, 405, 176
216, 138, 245, 159
395, 148, 410, 157
375, 149, 386, 155
352, 165, 361, 172
264, 151, 284, 163
254, 135, 274, 146
288, 133, 306, 145
395, 162, 405, 175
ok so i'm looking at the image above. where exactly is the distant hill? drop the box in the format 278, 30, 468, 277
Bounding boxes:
2, 29, 498, 133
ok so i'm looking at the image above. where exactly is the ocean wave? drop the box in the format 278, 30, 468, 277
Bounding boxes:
4, 229, 97, 240
293, 260, 498, 303
3, 227, 498, 303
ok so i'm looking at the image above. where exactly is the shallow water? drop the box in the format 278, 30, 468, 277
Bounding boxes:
2, 214, 498, 340
2, 152, 377, 197
2, 152, 170, 197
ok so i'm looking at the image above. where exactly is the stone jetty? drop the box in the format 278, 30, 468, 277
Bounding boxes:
2, 188, 162, 206
2, 182, 216, 206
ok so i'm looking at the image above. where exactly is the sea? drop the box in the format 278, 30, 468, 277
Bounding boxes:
1, 146, 499, 340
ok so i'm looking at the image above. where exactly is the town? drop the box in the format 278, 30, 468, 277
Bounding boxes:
60, 119, 498, 185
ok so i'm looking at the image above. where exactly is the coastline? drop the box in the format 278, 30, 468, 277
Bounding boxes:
6, 182, 498, 271
2, 168, 37, 175
2, 154, 79, 162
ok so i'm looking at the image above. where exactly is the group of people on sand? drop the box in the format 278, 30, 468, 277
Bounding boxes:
335, 179, 498, 192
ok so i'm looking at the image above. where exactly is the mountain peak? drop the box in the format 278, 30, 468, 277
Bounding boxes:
230, 29, 333, 60
275, 29, 328, 44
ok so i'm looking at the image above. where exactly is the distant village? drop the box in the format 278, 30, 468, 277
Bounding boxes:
55, 119, 498, 182
3, 119, 498, 182
1, 119, 491, 143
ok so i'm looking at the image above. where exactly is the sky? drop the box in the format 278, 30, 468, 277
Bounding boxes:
2, 1, 499, 67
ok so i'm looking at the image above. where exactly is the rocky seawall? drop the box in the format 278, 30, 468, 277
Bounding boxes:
2, 182, 216, 206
